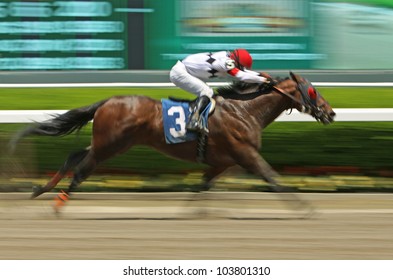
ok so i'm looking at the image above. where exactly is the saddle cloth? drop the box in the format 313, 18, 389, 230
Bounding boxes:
162, 99, 212, 144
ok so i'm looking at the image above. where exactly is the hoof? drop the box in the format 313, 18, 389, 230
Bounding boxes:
31, 185, 44, 199
53, 190, 70, 215
53, 204, 63, 216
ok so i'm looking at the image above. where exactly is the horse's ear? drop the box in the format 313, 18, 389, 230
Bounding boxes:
289, 71, 298, 83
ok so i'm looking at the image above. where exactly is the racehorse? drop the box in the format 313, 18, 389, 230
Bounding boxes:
10, 72, 335, 212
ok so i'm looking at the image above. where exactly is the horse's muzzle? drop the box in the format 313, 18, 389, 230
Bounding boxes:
319, 110, 336, 125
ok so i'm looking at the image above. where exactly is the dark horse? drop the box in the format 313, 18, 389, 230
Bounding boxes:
10, 72, 335, 210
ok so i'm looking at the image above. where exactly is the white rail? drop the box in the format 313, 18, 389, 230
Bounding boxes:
0, 109, 392, 123
0, 82, 393, 88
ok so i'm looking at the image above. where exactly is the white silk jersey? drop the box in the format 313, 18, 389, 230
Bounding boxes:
181, 51, 267, 84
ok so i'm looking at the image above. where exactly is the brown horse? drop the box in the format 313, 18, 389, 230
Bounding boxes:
10, 72, 335, 209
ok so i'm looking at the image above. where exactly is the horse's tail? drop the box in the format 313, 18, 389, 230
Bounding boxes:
9, 99, 108, 152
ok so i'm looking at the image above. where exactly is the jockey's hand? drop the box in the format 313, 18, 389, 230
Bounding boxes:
265, 77, 276, 86
260, 72, 271, 78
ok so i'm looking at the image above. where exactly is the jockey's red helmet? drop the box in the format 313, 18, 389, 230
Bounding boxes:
230, 49, 253, 69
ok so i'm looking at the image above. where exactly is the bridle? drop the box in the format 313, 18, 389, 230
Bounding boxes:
295, 80, 329, 120
271, 79, 330, 123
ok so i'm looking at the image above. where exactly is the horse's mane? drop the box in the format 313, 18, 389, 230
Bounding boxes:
216, 77, 288, 100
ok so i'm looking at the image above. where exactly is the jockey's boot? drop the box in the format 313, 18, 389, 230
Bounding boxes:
186, 95, 210, 132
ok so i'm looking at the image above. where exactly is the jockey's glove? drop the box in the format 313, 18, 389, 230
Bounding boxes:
265, 77, 277, 87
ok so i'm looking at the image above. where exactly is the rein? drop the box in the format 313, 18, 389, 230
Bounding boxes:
221, 78, 326, 118
271, 85, 308, 113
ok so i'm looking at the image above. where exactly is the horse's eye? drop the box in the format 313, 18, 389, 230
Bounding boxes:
308, 87, 317, 99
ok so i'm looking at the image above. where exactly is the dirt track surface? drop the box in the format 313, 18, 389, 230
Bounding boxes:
0, 193, 392, 260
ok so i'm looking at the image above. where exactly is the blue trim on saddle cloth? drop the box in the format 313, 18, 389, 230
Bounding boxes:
161, 99, 211, 144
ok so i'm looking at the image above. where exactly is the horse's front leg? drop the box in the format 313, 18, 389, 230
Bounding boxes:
233, 147, 280, 188
201, 166, 228, 191
185, 166, 227, 204
234, 148, 314, 215
181, 166, 228, 218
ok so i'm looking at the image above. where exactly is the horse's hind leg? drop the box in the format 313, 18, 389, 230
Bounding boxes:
53, 150, 97, 213
32, 148, 89, 199
66, 152, 97, 194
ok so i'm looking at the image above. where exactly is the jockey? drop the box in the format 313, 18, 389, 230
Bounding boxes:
169, 49, 274, 132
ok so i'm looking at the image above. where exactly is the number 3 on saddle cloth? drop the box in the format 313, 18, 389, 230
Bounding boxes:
162, 98, 213, 144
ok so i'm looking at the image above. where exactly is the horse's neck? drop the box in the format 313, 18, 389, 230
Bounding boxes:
246, 82, 296, 128
248, 94, 289, 128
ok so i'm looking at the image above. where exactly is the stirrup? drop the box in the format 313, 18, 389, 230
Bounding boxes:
186, 116, 199, 131
186, 118, 209, 134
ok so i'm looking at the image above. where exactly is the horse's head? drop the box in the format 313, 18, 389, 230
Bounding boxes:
287, 72, 336, 125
